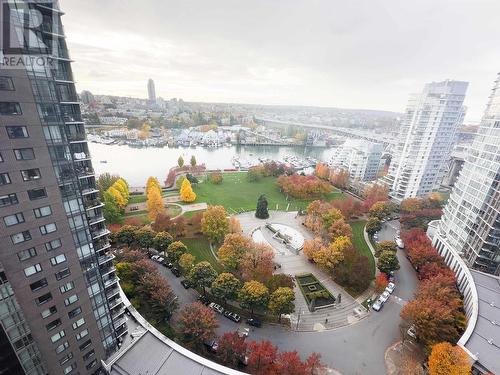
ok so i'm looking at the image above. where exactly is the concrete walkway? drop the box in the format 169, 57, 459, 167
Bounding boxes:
125, 196, 207, 219
235, 210, 368, 332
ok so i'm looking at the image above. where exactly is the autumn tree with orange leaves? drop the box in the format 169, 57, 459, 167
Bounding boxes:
428, 342, 471, 375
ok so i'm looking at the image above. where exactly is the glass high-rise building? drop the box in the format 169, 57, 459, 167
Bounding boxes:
0, 1, 126, 374
433, 73, 500, 276
384, 80, 468, 201
147, 78, 156, 103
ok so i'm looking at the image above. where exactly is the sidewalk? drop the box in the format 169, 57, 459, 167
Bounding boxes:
385, 341, 425, 375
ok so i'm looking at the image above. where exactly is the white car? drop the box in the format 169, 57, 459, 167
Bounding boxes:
209, 302, 224, 314
395, 238, 404, 249
407, 325, 417, 339
237, 327, 250, 338
385, 282, 395, 294
157, 257, 164, 263
151, 255, 159, 261
372, 299, 383, 311
379, 291, 390, 303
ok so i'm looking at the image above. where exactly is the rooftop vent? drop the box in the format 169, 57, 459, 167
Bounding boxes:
487, 339, 494, 345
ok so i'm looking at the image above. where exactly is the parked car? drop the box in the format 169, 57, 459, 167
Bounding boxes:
171, 268, 181, 277
372, 299, 383, 311
180, 279, 191, 289
209, 302, 224, 314
157, 257, 165, 263
379, 291, 390, 303
166, 262, 173, 269
246, 318, 262, 328
203, 340, 219, 353
237, 327, 250, 338
395, 238, 405, 249
151, 255, 159, 261
385, 282, 395, 294
197, 295, 210, 305
407, 325, 417, 339
388, 271, 396, 282
224, 311, 241, 323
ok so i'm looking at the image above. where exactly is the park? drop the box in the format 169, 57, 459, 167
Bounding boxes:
100, 163, 464, 375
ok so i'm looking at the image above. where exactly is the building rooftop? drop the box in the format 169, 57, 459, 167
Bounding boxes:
465, 270, 500, 375
103, 289, 244, 375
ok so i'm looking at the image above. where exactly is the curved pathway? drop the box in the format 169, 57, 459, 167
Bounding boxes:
235, 211, 367, 332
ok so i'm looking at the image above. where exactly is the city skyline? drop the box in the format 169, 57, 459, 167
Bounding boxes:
62, 0, 500, 121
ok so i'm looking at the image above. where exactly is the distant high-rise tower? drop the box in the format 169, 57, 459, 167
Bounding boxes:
384, 80, 468, 201
80, 90, 95, 105
0, 2, 126, 374
147, 78, 156, 103
433, 73, 500, 275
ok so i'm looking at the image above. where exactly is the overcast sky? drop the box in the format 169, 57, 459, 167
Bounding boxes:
61, 0, 500, 121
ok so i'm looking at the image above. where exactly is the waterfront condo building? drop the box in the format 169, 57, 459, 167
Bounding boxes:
385, 80, 468, 201
433, 73, 500, 276
0, 1, 126, 374
329, 139, 383, 182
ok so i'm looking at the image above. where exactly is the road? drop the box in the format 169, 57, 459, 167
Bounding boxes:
151, 219, 418, 375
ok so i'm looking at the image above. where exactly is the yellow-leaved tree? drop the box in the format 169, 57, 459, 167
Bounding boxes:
428, 342, 471, 375
180, 178, 196, 203
313, 235, 350, 269
108, 186, 125, 208
147, 188, 165, 221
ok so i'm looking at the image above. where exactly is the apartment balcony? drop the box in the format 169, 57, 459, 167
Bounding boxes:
73, 152, 91, 161
108, 297, 123, 310
94, 241, 111, 254
103, 275, 119, 289
84, 199, 104, 211
115, 325, 128, 338
91, 228, 111, 240
88, 213, 105, 226
97, 254, 115, 266
106, 286, 120, 300
113, 317, 127, 329
111, 306, 126, 321
81, 187, 99, 196
100, 264, 116, 277
76, 166, 95, 179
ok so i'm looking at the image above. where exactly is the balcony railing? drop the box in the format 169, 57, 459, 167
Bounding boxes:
103, 276, 119, 289
97, 254, 115, 266
91, 228, 111, 240
84, 199, 103, 210
100, 265, 116, 277
67, 133, 86, 142
115, 325, 128, 338
108, 297, 123, 310
106, 287, 120, 300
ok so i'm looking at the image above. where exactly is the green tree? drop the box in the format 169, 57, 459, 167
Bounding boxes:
175, 175, 186, 190
366, 217, 382, 235
167, 241, 188, 263
153, 231, 173, 254
178, 155, 184, 168
211, 273, 241, 305
238, 280, 269, 316
190, 155, 197, 167
136, 227, 156, 249
189, 261, 218, 295
102, 190, 123, 224
255, 195, 269, 219
115, 225, 139, 246
201, 206, 230, 243
97, 172, 120, 198
377, 250, 400, 275
268, 287, 295, 322
375, 240, 398, 257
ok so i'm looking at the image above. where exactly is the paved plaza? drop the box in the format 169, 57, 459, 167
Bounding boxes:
236, 210, 368, 331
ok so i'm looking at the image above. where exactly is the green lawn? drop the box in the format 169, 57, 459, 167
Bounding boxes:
128, 195, 147, 204
349, 220, 376, 278
181, 237, 223, 272
193, 172, 344, 214
182, 209, 206, 219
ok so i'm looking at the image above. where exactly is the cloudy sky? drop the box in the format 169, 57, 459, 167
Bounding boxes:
61, 0, 500, 121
